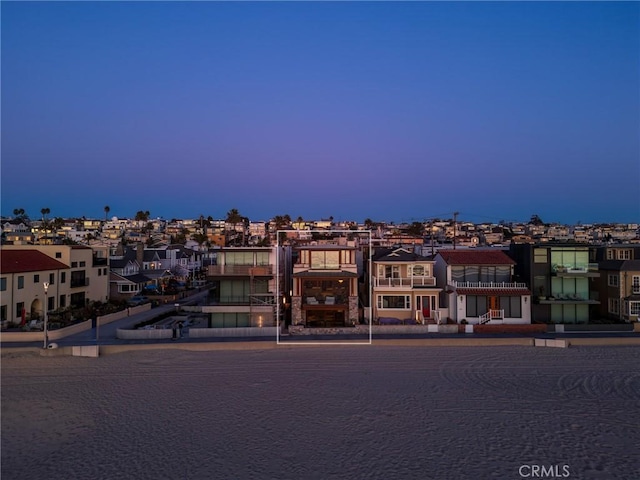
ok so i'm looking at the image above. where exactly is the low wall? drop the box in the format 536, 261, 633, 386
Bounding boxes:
1, 331, 43, 343
97, 310, 129, 326
473, 324, 547, 335
116, 328, 173, 340
189, 327, 279, 338
557, 323, 634, 332
534, 338, 569, 348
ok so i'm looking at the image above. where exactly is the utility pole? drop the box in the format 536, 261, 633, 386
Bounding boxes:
453, 212, 459, 250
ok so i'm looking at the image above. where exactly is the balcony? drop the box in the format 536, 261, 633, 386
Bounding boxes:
552, 264, 600, 277
452, 281, 528, 289
70, 278, 89, 288
374, 277, 436, 288
207, 265, 273, 276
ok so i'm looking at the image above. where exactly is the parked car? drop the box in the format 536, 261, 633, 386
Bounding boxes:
127, 295, 150, 306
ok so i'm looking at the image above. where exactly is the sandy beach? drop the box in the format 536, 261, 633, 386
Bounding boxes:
2, 345, 639, 480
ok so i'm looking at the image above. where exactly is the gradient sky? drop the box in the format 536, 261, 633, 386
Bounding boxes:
2, 1, 639, 225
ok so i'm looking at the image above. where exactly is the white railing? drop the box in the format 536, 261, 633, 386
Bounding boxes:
452, 281, 527, 289
479, 309, 504, 324
374, 277, 436, 288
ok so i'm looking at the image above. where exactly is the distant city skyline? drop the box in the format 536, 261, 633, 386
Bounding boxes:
2, 2, 638, 225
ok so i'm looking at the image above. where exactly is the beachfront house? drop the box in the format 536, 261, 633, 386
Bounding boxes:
204, 247, 277, 328
434, 249, 531, 325
291, 244, 359, 328
371, 247, 441, 324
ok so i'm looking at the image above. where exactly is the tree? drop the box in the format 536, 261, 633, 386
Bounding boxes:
104, 205, 110, 222
40, 207, 51, 244
529, 214, 545, 226
226, 208, 244, 246
135, 210, 150, 222
12, 208, 28, 222
406, 221, 425, 237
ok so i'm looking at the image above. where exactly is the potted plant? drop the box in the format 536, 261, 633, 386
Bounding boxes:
538, 286, 547, 301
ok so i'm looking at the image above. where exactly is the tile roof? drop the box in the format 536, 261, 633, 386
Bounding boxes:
0, 249, 68, 273
437, 250, 516, 265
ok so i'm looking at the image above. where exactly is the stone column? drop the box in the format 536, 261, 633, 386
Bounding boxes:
292, 297, 304, 325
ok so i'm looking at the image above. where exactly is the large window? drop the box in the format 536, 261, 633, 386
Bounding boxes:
224, 251, 269, 266
633, 276, 640, 294
550, 248, 589, 270
377, 295, 410, 310
410, 264, 431, 277
630, 302, 640, 316
0, 278, 5, 291
18, 276, 24, 289
466, 296, 487, 317
16, 302, 24, 318
502, 296, 522, 318
311, 251, 340, 269
608, 274, 619, 287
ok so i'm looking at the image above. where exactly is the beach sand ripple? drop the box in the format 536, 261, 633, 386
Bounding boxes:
2, 346, 638, 479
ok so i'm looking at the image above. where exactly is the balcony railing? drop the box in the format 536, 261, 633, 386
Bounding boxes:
70, 278, 89, 288
552, 263, 599, 274
452, 281, 528, 289
207, 265, 273, 276
374, 277, 436, 288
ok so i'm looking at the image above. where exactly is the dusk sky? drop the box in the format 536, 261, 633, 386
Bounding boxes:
2, 1, 638, 225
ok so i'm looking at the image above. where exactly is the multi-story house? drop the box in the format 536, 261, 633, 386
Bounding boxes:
371, 247, 441, 324
1, 245, 110, 327
109, 247, 152, 300
205, 247, 277, 328
509, 243, 599, 324
434, 250, 531, 325
0, 249, 68, 327
291, 244, 359, 328
595, 259, 640, 322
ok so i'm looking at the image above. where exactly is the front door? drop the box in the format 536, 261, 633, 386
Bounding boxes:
488, 296, 499, 312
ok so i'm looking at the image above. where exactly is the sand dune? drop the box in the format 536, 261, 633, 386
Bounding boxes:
2, 345, 639, 480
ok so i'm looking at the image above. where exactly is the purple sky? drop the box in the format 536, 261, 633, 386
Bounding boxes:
2, 1, 638, 225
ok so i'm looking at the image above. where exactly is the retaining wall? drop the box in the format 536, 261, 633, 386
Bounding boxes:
116, 328, 173, 340
189, 327, 279, 338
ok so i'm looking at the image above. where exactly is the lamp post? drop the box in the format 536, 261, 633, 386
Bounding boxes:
43, 282, 50, 348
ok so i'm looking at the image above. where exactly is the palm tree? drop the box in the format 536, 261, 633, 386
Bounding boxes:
40, 207, 51, 244
104, 205, 110, 222
226, 208, 244, 246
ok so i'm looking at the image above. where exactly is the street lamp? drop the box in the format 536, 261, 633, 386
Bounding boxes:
43, 282, 50, 348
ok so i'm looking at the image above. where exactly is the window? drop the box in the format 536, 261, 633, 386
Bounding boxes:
55, 252, 62, 258
61, 272, 66, 283
16, 302, 24, 318
534, 248, 547, 263
377, 295, 411, 310
609, 299, 619, 314
48, 296, 55, 311
632, 276, 640, 295
49, 273, 55, 284
18, 276, 24, 289
79, 261, 86, 267
98, 269, 102, 276
33, 274, 40, 283
71, 261, 78, 268
310, 251, 340, 270
379, 265, 400, 278
466, 295, 487, 317
630, 302, 640, 316
606, 250, 614, 260
608, 274, 619, 287
0, 305, 6, 322
502, 296, 522, 318
59, 295, 66, 308
617, 250, 631, 260
0, 278, 6, 291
